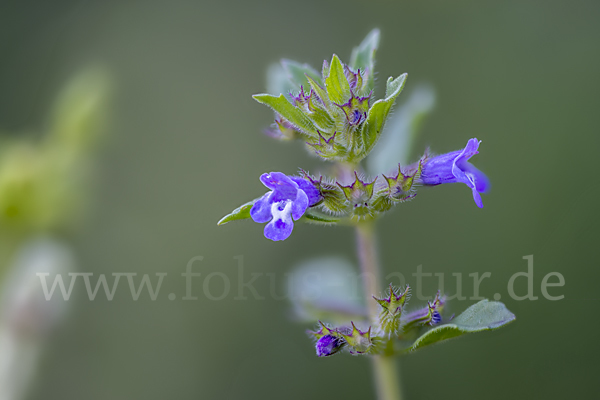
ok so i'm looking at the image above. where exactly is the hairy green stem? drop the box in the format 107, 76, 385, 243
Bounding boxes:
355, 222, 403, 400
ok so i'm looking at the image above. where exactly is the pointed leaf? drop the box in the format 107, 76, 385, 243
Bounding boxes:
253, 94, 318, 137
217, 199, 257, 225
406, 299, 516, 353
325, 54, 351, 105
367, 84, 435, 175
384, 72, 408, 100
350, 29, 380, 92
359, 73, 407, 158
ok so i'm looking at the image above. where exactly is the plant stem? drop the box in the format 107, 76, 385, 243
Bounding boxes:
371, 353, 403, 400
355, 221, 403, 400
355, 221, 381, 319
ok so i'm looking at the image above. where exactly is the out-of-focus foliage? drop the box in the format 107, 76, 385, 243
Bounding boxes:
288, 257, 367, 324
0, 68, 110, 400
0, 69, 110, 240
0, 238, 75, 400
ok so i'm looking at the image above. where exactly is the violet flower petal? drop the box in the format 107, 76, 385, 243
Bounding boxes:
290, 177, 321, 206
260, 172, 298, 202
250, 192, 273, 223
420, 138, 490, 208
264, 201, 294, 241
291, 189, 309, 220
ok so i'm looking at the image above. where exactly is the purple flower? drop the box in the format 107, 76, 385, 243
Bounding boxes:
250, 172, 321, 241
420, 138, 490, 208
316, 334, 344, 357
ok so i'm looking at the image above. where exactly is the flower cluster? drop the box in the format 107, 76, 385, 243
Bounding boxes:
218, 30, 490, 241
254, 29, 404, 164
308, 284, 448, 357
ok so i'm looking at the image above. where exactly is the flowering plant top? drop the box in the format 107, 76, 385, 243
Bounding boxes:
219, 30, 490, 242
216, 29, 514, 399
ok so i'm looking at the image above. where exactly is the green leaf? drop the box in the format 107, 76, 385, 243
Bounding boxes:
325, 54, 351, 105
281, 59, 322, 89
407, 299, 516, 353
217, 199, 257, 225
367, 84, 435, 176
350, 29, 380, 92
253, 94, 318, 137
301, 209, 341, 225
385, 72, 408, 100
49, 67, 111, 152
359, 73, 407, 158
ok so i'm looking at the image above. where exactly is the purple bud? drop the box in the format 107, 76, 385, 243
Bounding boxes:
419, 138, 490, 208
316, 334, 344, 357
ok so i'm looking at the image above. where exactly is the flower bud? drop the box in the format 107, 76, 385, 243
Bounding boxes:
316, 335, 344, 357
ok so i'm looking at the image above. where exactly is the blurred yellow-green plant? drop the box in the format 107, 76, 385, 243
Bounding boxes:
0, 68, 111, 279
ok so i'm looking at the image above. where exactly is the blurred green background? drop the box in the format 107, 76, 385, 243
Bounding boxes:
1, 0, 599, 399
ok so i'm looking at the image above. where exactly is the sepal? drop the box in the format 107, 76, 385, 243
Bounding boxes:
373, 284, 411, 335
309, 321, 338, 341
306, 131, 347, 160
337, 172, 377, 218
309, 321, 347, 357
371, 162, 421, 213
301, 172, 347, 213
291, 87, 335, 132
383, 162, 421, 200
264, 116, 302, 141
339, 322, 373, 355
343, 64, 364, 93
335, 92, 371, 127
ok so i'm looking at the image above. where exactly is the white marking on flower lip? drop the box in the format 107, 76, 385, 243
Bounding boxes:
271, 200, 293, 222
